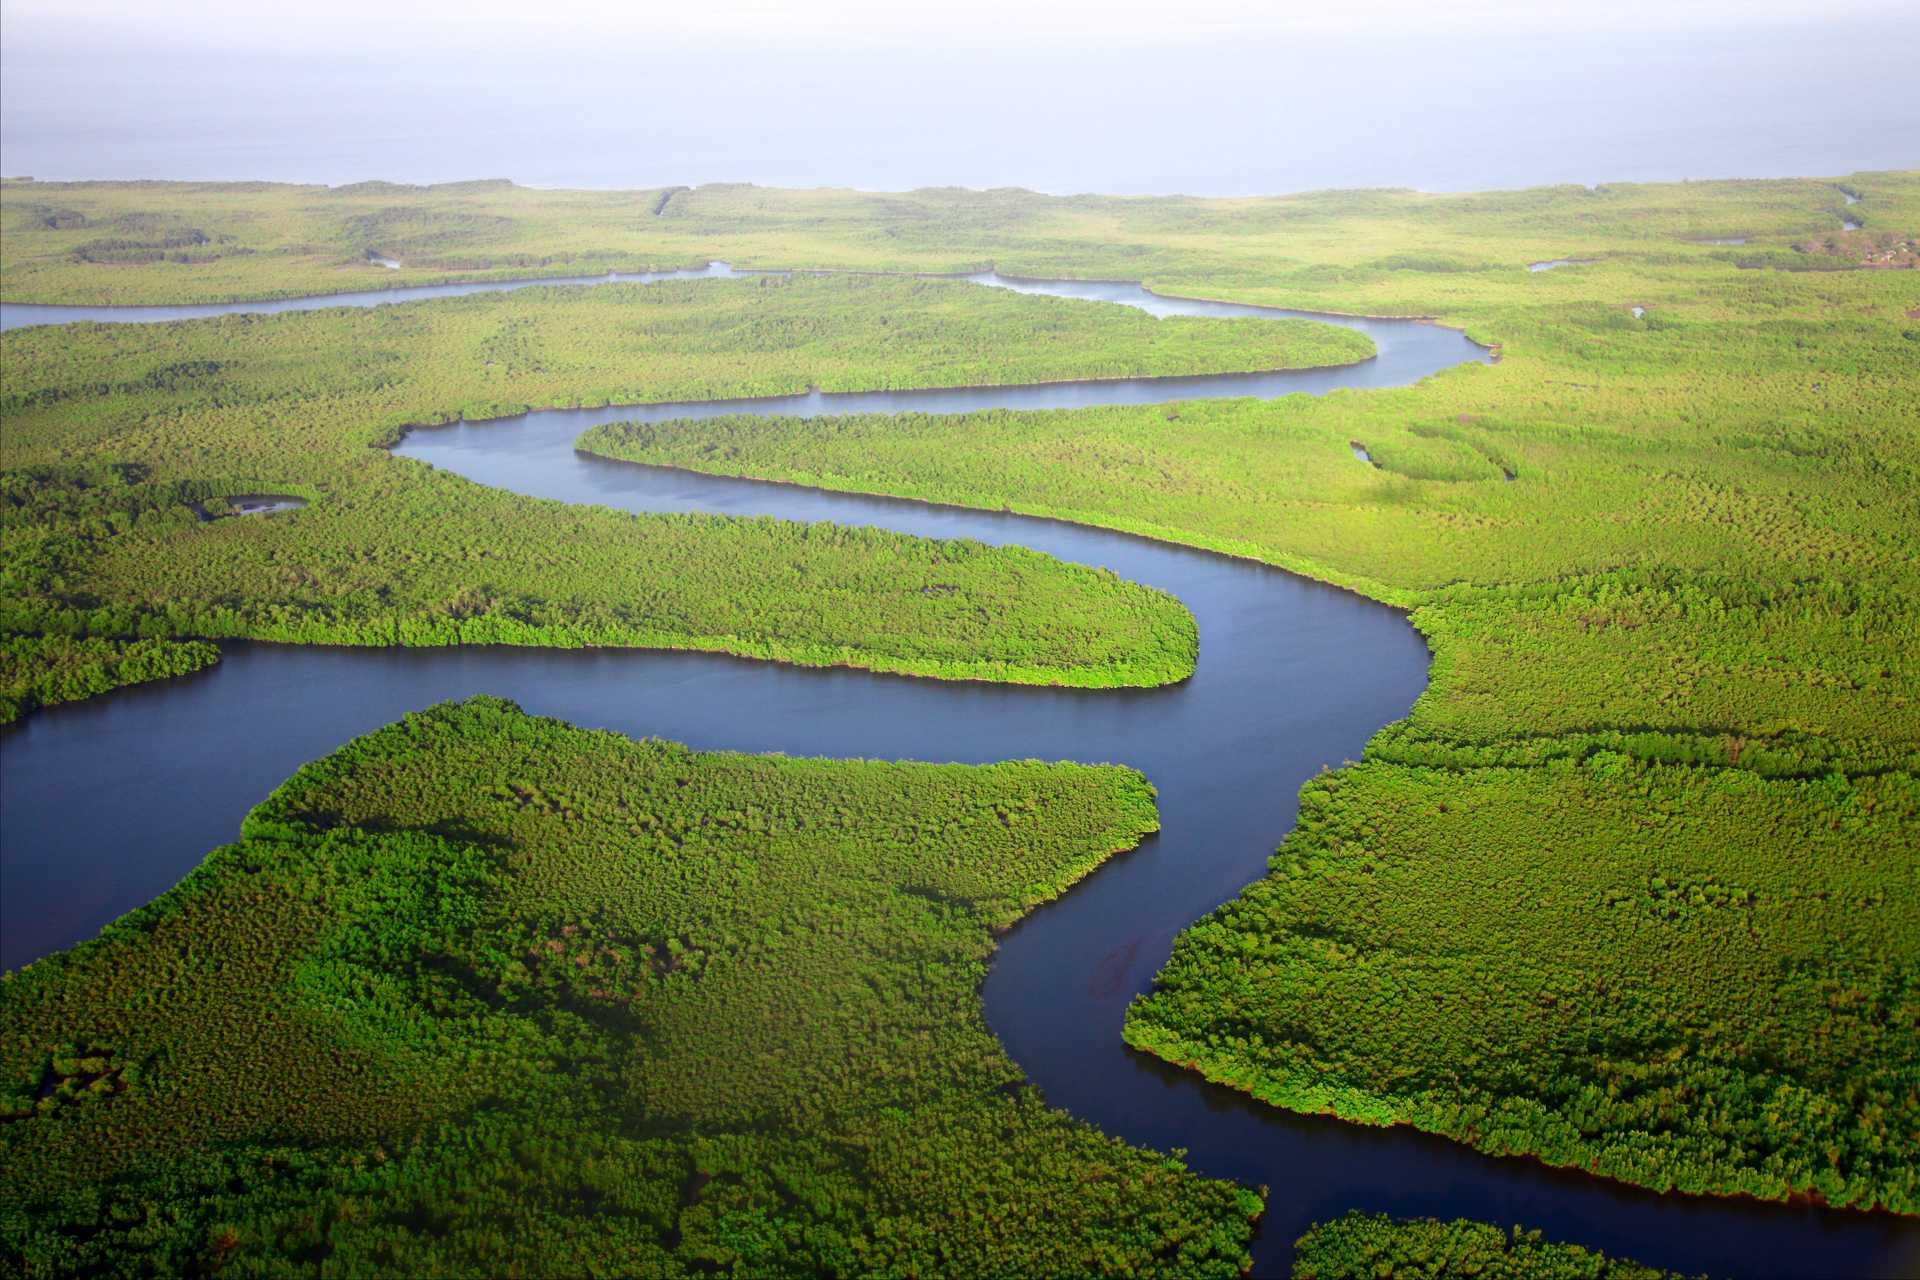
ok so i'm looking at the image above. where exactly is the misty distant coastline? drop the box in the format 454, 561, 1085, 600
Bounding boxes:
3, 19, 1913, 195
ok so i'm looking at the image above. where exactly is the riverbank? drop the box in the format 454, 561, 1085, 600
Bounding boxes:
6, 271, 1394, 717
2, 173, 1915, 1275
2, 698, 1265, 1276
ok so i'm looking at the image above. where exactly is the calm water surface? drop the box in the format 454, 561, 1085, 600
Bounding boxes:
2, 274, 1914, 1278
0, 262, 748, 331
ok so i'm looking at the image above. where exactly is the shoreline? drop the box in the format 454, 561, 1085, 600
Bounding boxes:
10, 240, 1902, 1271
543, 444, 1427, 615
1120, 1032, 1917, 1223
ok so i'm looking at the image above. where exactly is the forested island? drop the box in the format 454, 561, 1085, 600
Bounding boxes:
1, 273, 1387, 716
2, 172, 1917, 1276
1, 698, 1260, 1274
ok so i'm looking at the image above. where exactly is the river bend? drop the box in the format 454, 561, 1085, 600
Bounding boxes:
1, 270, 1913, 1278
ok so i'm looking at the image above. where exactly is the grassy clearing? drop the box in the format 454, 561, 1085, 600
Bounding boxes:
0, 698, 1260, 1276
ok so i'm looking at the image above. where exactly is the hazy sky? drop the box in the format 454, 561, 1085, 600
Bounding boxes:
8, 0, 1915, 44
2, 0, 1915, 194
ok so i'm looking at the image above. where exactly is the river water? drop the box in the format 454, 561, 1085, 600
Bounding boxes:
1, 271, 1913, 1277
0, 262, 751, 331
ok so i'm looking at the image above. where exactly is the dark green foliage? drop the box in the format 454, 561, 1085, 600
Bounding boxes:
0, 699, 1261, 1276
1292, 1213, 1688, 1279
12, 204, 90, 231
69, 228, 214, 266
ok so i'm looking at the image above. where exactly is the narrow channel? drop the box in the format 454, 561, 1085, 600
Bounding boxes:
0, 261, 749, 331
1, 272, 1912, 1278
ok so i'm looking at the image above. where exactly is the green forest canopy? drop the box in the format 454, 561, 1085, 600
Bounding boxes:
555, 178, 1920, 1209
0, 272, 1378, 716
2, 171, 1917, 1238
1290, 1212, 1691, 1280
0, 698, 1260, 1276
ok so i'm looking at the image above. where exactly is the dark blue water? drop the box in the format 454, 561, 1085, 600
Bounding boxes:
1, 274, 1913, 1278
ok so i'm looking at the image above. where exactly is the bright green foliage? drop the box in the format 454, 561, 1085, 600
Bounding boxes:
1125, 760, 1919, 1211
0, 698, 1261, 1276
0, 631, 217, 721
556, 178, 1920, 1211
0, 275, 1375, 703
580, 290, 1920, 750
1291, 1213, 1688, 1279
3, 172, 1914, 306
4, 171, 1918, 1216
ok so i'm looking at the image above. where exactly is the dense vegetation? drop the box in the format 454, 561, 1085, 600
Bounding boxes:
1291, 1213, 1685, 1279
0, 631, 218, 721
3, 171, 1916, 1253
559, 179, 1920, 1211
4, 172, 1915, 306
0, 698, 1261, 1275
0, 273, 1379, 717
1128, 761, 1918, 1209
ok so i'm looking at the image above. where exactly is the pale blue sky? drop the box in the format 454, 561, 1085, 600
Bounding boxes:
2, 0, 1914, 193
8, 0, 1914, 44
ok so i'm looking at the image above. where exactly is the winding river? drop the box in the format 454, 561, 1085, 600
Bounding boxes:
0, 261, 750, 331
2, 270, 1915, 1277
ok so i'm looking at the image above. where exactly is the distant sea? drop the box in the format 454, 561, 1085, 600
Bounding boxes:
2, 22, 1915, 195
